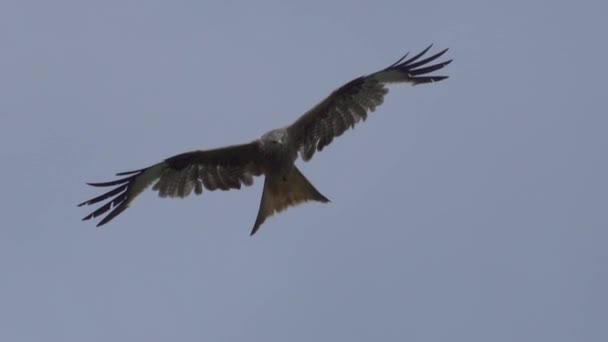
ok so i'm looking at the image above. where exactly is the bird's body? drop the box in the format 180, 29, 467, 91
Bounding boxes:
258, 129, 297, 180
79, 45, 452, 235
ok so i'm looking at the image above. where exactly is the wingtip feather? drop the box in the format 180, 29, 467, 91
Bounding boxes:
79, 163, 164, 227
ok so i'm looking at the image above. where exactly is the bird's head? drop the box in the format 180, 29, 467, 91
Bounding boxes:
261, 129, 288, 148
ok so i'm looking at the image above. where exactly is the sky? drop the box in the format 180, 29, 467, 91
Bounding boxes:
1, 0, 607, 341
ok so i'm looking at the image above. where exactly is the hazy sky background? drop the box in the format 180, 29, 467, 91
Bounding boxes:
1, 1, 606, 341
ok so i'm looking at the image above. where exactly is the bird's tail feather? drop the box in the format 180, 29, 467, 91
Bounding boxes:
251, 166, 329, 235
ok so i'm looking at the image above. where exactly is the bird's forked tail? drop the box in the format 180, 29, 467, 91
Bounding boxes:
251, 166, 329, 235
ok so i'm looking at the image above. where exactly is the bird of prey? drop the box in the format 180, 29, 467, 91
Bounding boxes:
79, 45, 451, 235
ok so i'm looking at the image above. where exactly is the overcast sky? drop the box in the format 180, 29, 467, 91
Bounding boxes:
1, 1, 606, 341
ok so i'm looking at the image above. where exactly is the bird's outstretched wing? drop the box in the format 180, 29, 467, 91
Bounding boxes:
287, 45, 451, 161
78, 142, 264, 227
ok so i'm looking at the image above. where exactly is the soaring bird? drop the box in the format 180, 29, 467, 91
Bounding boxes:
79, 45, 452, 235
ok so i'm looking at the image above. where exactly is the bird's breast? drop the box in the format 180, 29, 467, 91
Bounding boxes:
262, 148, 296, 178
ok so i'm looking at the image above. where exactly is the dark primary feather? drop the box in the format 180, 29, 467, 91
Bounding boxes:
381, 45, 452, 84
78, 171, 144, 226
288, 45, 452, 161
78, 142, 265, 227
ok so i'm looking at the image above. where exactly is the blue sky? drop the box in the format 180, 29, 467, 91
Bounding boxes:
1, 1, 606, 341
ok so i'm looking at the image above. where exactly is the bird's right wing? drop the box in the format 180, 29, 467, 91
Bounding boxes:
78, 142, 265, 227
287, 45, 451, 161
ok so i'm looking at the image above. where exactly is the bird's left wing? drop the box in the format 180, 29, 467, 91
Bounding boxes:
78, 142, 264, 227
287, 45, 452, 161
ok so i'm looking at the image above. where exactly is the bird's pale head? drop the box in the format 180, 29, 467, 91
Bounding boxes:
261, 129, 288, 147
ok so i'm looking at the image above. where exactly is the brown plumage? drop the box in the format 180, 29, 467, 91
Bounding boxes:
79, 45, 452, 235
